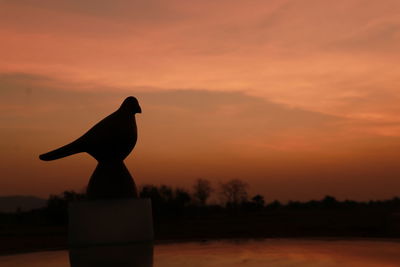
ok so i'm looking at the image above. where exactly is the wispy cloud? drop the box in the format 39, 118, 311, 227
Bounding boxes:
1, 72, 400, 200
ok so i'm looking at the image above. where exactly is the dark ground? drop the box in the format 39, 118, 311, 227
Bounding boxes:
1, 208, 400, 255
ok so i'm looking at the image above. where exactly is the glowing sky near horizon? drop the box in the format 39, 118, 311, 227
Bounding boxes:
1, 0, 400, 201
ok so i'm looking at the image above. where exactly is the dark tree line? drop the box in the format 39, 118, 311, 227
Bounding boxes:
40, 178, 259, 223
3, 178, 400, 226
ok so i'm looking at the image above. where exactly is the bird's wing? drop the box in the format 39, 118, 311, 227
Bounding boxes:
39, 111, 121, 161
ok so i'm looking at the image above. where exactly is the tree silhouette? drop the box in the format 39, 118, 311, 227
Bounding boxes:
219, 179, 248, 207
251, 194, 265, 208
193, 178, 213, 206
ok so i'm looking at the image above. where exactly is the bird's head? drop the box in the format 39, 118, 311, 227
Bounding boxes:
121, 96, 142, 114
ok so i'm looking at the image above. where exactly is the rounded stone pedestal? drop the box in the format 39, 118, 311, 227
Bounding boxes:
68, 198, 153, 246
86, 161, 138, 199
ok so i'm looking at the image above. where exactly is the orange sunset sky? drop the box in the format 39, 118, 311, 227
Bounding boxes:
1, 0, 400, 202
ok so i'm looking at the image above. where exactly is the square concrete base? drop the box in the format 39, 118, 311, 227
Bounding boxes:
69, 243, 153, 267
68, 198, 153, 246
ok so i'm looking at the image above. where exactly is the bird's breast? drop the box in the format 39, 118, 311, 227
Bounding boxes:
86, 116, 137, 162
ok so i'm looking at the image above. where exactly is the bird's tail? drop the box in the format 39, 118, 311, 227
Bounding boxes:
39, 142, 82, 161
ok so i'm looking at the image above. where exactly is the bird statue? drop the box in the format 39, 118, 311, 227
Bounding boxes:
39, 96, 142, 199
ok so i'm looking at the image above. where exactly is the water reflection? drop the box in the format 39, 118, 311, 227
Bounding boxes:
2, 239, 400, 267
69, 242, 153, 267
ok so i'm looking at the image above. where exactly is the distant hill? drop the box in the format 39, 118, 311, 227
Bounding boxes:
0, 196, 46, 213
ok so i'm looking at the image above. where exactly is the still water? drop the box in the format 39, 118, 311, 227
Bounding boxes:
1, 239, 400, 267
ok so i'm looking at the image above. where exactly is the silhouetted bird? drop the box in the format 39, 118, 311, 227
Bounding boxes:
39, 96, 142, 199
39, 96, 142, 162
